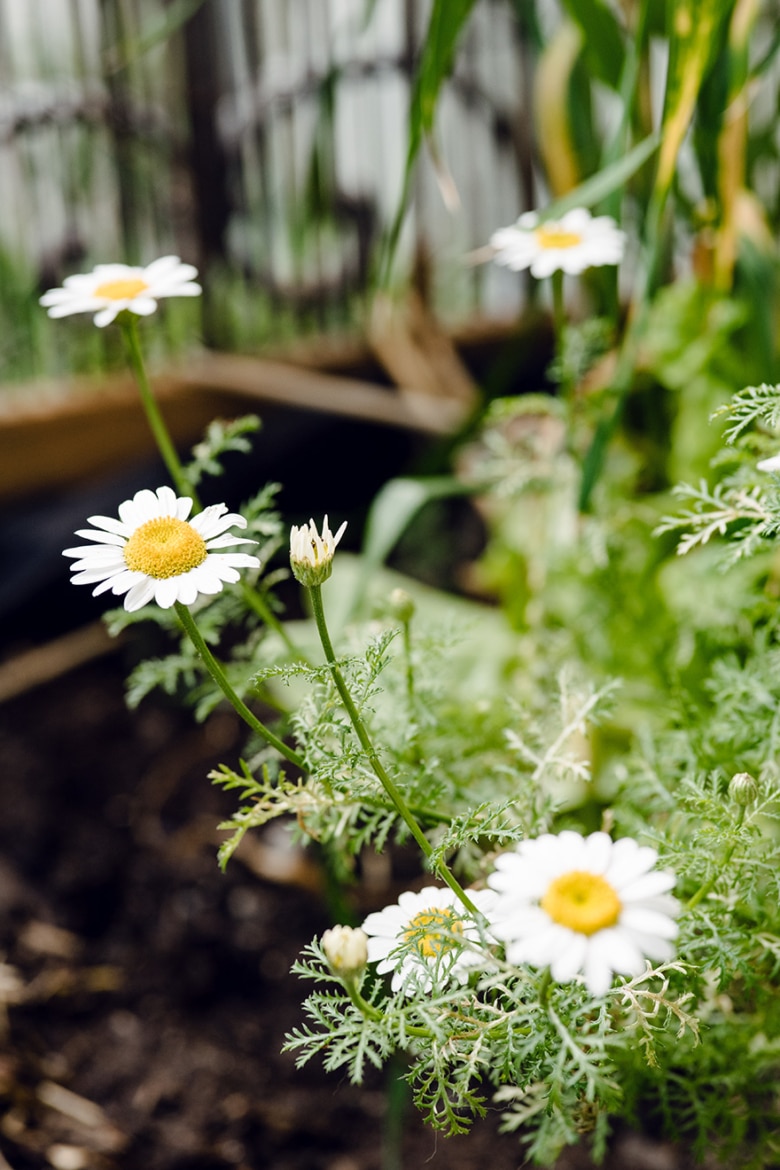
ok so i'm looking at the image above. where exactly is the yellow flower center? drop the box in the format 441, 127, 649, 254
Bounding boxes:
123, 516, 207, 579
541, 871, 621, 935
93, 277, 149, 301
403, 908, 463, 959
535, 224, 583, 250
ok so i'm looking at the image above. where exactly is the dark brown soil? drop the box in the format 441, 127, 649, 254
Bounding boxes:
0, 646, 702, 1170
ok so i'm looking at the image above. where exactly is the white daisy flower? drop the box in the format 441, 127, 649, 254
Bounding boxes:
361, 885, 498, 996
487, 831, 679, 997
40, 255, 201, 328
490, 208, 626, 279
757, 452, 780, 473
289, 514, 347, 587
63, 486, 260, 612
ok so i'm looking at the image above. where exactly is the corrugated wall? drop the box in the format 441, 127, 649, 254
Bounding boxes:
0, 0, 536, 355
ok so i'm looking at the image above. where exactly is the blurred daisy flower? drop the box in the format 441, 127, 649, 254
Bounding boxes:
757, 452, 780, 473
361, 885, 498, 995
490, 208, 626, 279
289, 515, 347, 587
63, 486, 259, 612
487, 831, 679, 996
40, 256, 201, 328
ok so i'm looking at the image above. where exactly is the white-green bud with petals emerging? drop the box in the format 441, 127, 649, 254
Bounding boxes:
729, 771, 759, 807
389, 587, 415, 624
290, 515, 347, 587
322, 925, 368, 977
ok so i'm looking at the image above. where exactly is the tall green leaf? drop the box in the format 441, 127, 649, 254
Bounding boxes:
657, 0, 736, 196
381, 0, 477, 282
561, 0, 625, 89
540, 131, 661, 221
346, 476, 474, 618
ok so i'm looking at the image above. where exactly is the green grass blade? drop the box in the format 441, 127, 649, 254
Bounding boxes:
381, 0, 477, 283
561, 0, 625, 89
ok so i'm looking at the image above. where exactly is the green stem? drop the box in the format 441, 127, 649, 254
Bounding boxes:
578, 184, 665, 512
538, 966, 552, 1009
401, 618, 415, 710
174, 601, 304, 770
119, 315, 197, 504
686, 806, 746, 911
551, 270, 566, 361
120, 316, 305, 661
343, 977, 384, 1022
308, 583, 478, 917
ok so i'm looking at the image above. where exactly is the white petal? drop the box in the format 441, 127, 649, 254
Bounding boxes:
369, 940, 398, 964
605, 838, 657, 888
490, 905, 548, 940
124, 578, 156, 611
175, 573, 201, 607
45, 297, 103, 317
623, 931, 676, 963
620, 906, 679, 939
154, 485, 180, 516
204, 533, 257, 549
156, 281, 201, 298
124, 489, 162, 526
583, 950, 615, 996
593, 928, 644, 977
91, 263, 140, 279
199, 561, 239, 585
550, 933, 588, 982
71, 568, 118, 585
193, 505, 243, 539
70, 559, 126, 579
581, 831, 614, 874
128, 297, 158, 317
154, 578, 180, 608
93, 306, 121, 327
100, 569, 143, 595
64, 543, 124, 560
529, 252, 563, 279
620, 870, 677, 901
188, 565, 228, 594
84, 514, 132, 537
72, 529, 126, 547
142, 255, 183, 280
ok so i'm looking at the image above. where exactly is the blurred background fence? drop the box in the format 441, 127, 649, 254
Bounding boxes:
0, 0, 544, 379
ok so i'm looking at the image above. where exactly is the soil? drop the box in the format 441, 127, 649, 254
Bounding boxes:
0, 644, 716, 1170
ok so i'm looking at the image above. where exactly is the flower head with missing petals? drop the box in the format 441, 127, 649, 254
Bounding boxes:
63, 486, 260, 612
361, 885, 498, 996
40, 256, 201, 328
289, 515, 347, 587
487, 831, 679, 996
490, 208, 626, 279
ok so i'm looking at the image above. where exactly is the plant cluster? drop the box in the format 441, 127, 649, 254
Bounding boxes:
21, 2, 780, 1165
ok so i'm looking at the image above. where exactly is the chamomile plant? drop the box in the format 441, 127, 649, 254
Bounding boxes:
43, 253, 780, 1169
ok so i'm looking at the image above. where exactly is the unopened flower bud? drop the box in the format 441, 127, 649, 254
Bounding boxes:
389, 588, 415, 623
322, 925, 368, 977
290, 515, 347, 587
728, 771, 758, 806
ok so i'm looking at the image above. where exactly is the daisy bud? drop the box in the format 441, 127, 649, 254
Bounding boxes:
322, 925, 368, 978
728, 771, 758, 807
389, 588, 415, 623
289, 515, 347, 587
